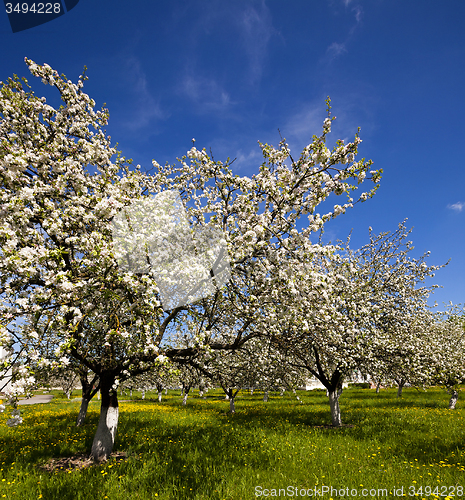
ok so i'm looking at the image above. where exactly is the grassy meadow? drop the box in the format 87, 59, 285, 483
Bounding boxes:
0, 386, 464, 499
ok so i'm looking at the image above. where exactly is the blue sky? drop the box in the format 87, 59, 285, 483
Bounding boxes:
1, 0, 464, 310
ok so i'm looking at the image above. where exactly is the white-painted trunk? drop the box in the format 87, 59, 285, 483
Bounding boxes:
250, 388, 254, 395
280, 389, 285, 396
449, 390, 458, 409
158, 391, 162, 403
165, 388, 168, 395
291, 388, 300, 401
76, 398, 90, 426
141, 389, 145, 400
130, 389, 132, 398
230, 397, 235, 413
328, 390, 342, 427
263, 390, 269, 402
376, 381, 381, 394
199, 389, 204, 397
225, 393, 229, 400
91, 405, 119, 463
182, 392, 189, 405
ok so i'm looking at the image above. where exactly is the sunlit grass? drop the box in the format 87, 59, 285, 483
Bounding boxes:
0, 386, 464, 499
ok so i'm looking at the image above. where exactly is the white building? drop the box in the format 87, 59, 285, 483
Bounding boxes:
302, 378, 349, 390
303, 370, 371, 391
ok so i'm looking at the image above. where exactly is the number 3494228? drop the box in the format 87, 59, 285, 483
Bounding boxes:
5, 3, 61, 14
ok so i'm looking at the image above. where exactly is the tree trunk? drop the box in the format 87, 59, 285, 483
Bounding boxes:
376, 381, 381, 394
76, 372, 99, 426
130, 389, 132, 398
158, 391, 163, 403
449, 390, 458, 409
91, 374, 119, 463
141, 388, 145, 400
263, 390, 269, 402
76, 398, 90, 426
182, 387, 190, 405
397, 380, 404, 398
250, 387, 254, 395
328, 389, 342, 427
230, 396, 235, 413
165, 388, 168, 395
292, 388, 301, 402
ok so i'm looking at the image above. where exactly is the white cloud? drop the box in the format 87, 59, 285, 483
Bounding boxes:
122, 57, 165, 130
352, 5, 363, 23
326, 42, 348, 60
231, 148, 263, 172
283, 103, 327, 148
180, 72, 232, 112
238, 1, 276, 85
325, 1, 363, 60
448, 202, 465, 212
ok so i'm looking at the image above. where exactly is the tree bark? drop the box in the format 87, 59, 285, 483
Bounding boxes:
449, 390, 458, 409
376, 381, 381, 394
141, 388, 145, 400
397, 380, 404, 398
230, 395, 235, 413
263, 390, 269, 402
91, 374, 119, 463
76, 372, 99, 426
158, 391, 163, 403
182, 386, 190, 405
76, 398, 90, 426
328, 389, 342, 427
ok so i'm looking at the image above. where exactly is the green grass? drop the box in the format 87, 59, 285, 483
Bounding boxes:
1, 386, 464, 499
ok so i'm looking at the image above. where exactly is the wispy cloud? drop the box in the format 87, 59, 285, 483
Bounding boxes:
238, 1, 276, 85
448, 202, 465, 212
180, 72, 232, 112
325, 0, 363, 60
230, 148, 263, 172
283, 102, 327, 148
122, 57, 165, 130
281, 87, 378, 155
326, 42, 348, 60
352, 4, 363, 23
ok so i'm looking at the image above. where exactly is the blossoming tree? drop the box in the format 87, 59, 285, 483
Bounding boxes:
269, 222, 443, 426
0, 58, 380, 460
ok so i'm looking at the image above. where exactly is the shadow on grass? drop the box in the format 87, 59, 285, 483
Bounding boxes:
1, 387, 463, 498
